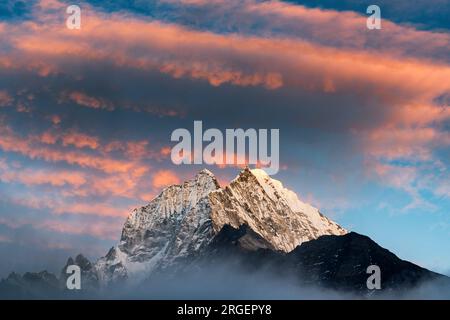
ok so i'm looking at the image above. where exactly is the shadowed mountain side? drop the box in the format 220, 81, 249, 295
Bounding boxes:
179, 225, 447, 294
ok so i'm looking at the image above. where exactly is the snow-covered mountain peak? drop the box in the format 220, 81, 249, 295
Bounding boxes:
196, 168, 216, 178
92, 168, 346, 284
93, 169, 220, 284
209, 167, 347, 252
249, 168, 339, 228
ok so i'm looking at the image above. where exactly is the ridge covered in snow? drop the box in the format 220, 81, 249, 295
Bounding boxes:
3, 168, 448, 298
92, 168, 347, 284
210, 168, 346, 252
94, 169, 219, 284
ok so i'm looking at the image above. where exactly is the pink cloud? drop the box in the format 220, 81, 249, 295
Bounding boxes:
40, 131, 58, 145
366, 127, 450, 162
152, 170, 181, 189
52, 203, 128, 217
50, 114, 61, 124
62, 131, 100, 150
0, 126, 147, 175
0, 90, 13, 107
0, 215, 122, 241
67, 91, 113, 110
160, 146, 172, 157
0, 0, 448, 215
1, 168, 86, 187
6, 193, 131, 218
0, 1, 447, 118
38, 219, 121, 241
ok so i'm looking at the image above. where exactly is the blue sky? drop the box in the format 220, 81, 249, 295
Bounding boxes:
0, 0, 449, 277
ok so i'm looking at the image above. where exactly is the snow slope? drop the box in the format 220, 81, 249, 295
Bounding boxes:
92, 168, 346, 284
210, 168, 346, 252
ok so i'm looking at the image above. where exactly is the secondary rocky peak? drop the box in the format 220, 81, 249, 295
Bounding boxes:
93, 169, 221, 283
120, 169, 219, 245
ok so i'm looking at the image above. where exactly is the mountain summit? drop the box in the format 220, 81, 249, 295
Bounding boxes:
93, 168, 346, 284
2, 168, 447, 298
210, 168, 346, 252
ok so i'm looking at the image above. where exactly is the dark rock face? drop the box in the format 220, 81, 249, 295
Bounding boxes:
287, 232, 441, 292
182, 226, 447, 295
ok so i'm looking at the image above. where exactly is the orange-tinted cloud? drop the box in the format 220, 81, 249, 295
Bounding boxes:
152, 170, 180, 189
0, 126, 147, 174
372, 163, 418, 190
124, 141, 150, 159
38, 219, 121, 241
52, 202, 128, 217
0, 90, 13, 107
62, 131, 100, 150
67, 91, 114, 110
83, 173, 140, 198
1, 168, 86, 187
0, 215, 123, 241
3, 2, 448, 100
366, 127, 450, 162
40, 131, 58, 145
50, 114, 61, 124
6, 193, 131, 218
160, 146, 172, 157
0, 0, 449, 216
